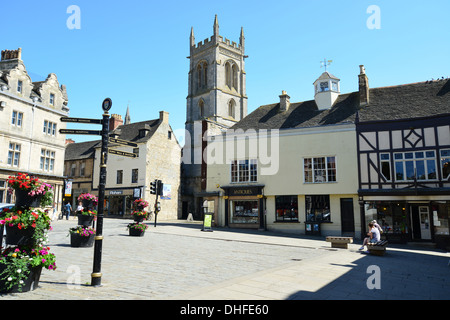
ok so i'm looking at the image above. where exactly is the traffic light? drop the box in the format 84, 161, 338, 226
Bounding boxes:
157, 180, 163, 196
150, 180, 157, 194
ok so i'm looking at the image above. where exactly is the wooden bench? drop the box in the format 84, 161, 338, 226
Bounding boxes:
367, 240, 388, 256
326, 236, 353, 249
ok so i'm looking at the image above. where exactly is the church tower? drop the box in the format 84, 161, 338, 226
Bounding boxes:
183, 15, 248, 218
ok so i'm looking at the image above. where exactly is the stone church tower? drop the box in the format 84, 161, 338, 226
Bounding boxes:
182, 15, 248, 219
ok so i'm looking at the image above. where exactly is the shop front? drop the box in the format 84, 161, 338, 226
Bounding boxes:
361, 194, 450, 249
221, 185, 265, 229
105, 188, 141, 217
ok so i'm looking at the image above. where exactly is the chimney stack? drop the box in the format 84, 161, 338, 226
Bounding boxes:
279, 90, 290, 112
109, 114, 123, 131
359, 65, 369, 107
159, 111, 169, 124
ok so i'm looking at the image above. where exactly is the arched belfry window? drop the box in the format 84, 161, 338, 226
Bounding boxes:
198, 99, 205, 118
228, 99, 236, 119
225, 62, 231, 88
232, 64, 238, 90
197, 61, 208, 90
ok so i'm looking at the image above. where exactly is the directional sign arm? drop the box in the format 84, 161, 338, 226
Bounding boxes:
109, 137, 138, 148
60, 117, 103, 124
59, 129, 102, 135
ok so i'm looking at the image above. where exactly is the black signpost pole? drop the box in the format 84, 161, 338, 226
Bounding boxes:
91, 98, 112, 287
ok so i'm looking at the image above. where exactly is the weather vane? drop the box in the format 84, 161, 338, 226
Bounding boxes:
320, 58, 333, 72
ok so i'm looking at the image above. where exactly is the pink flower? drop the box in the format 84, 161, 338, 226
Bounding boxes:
42, 259, 46, 263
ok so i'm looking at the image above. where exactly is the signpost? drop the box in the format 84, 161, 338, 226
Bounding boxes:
59, 97, 139, 287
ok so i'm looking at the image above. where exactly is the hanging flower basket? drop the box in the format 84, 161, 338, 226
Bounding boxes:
77, 193, 98, 209
69, 226, 96, 248
127, 223, 148, 237
133, 199, 149, 211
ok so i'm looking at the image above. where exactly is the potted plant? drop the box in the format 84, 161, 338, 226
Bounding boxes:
132, 210, 148, 222
133, 198, 149, 211
68, 226, 96, 247
127, 223, 148, 237
0, 207, 51, 246
0, 246, 56, 293
77, 193, 98, 209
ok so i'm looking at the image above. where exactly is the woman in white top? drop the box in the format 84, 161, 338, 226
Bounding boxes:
76, 202, 83, 213
359, 222, 380, 250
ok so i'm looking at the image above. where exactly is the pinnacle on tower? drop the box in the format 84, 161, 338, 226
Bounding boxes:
213, 14, 219, 36
240, 27, 245, 49
190, 27, 195, 47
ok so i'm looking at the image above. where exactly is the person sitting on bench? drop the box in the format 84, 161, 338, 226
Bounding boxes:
359, 222, 380, 251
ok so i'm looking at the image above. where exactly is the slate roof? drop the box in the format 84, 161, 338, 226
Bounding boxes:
232, 79, 450, 131
64, 119, 162, 160
65, 140, 99, 161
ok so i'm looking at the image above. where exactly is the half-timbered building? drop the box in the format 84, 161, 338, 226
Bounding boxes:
356, 69, 450, 249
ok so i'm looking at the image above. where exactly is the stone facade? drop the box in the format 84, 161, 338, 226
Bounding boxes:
182, 16, 248, 219
0, 48, 69, 213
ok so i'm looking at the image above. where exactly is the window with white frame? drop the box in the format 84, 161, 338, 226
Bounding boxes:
40, 149, 55, 172
231, 159, 257, 183
441, 149, 450, 180
43, 120, 57, 136
17, 80, 22, 93
380, 153, 391, 181
7, 142, 21, 167
11, 111, 23, 127
304, 156, 336, 183
49, 93, 55, 106
394, 151, 437, 181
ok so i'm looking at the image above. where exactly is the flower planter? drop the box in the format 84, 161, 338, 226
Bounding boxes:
0, 265, 42, 294
129, 228, 146, 237
77, 215, 94, 227
70, 233, 95, 248
14, 189, 41, 209
5, 225, 35, 246
81, 199, 95, 209
133, 216, 145, 223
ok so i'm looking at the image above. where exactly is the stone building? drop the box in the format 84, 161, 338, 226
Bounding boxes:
0, 48, 69, 212
182, 15, 248, 219
64, 111, 182, 220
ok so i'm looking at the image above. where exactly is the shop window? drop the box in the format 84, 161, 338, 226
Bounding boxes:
275, 196, 298, 222
230, 200, 258, 224
432, 202, 450, 236
305, 195, 330, 222
364, 202, 408, 235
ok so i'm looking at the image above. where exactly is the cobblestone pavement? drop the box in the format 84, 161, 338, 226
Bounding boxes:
1, 217, 449, 301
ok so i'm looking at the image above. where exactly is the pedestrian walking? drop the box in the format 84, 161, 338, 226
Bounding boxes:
64, 202, 72, 220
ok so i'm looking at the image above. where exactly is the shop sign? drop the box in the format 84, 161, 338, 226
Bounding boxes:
109, 190, 123, 196
229, 187, 260, 196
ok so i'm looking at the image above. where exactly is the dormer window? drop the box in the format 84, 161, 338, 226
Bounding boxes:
50, 93, 55, 106
17, 80, 22, 93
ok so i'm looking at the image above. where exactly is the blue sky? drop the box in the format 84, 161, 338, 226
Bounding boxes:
2, 0, 450, 144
